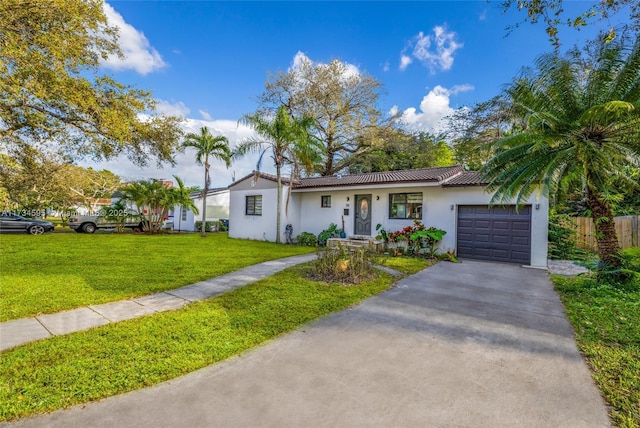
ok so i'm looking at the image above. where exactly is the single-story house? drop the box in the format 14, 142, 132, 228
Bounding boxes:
228, 165, 549, 268
172, 188, 229, 232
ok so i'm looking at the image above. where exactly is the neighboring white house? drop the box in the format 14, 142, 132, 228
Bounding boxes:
228, 166, 549, 268
172, 188, 230, 232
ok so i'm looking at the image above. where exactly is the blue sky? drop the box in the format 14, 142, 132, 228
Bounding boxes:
86, 1, 613, 188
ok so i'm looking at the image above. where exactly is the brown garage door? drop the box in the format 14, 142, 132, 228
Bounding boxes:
457, 205, 531, 264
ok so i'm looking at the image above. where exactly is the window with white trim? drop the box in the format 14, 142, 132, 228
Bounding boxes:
321, 195, 331, 208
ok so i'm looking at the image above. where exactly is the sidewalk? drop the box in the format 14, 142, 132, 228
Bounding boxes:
0, 254, 317, 351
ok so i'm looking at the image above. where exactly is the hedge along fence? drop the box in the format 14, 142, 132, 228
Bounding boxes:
569, 216, 639, 250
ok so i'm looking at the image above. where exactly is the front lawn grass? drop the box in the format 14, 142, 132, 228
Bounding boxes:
0, 264, 395, 421
553, 276, 640, 428
0, 233, 314, 321
374, 256, 435, 274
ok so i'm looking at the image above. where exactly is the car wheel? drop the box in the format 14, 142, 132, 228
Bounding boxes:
82, 223, 97, 233
28, 225, 45, 235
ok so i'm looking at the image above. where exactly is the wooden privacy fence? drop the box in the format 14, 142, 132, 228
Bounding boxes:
569, 216, 639, 250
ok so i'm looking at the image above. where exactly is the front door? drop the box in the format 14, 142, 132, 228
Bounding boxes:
354, 194, 372, 235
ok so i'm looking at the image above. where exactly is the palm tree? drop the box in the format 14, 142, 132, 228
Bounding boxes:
482, 36, 640, 268
235, 105, 317, 243
171, 175, 199, 232
182, 127, 232, 237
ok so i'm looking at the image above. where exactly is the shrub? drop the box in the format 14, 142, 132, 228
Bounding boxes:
194, 221, 216, 232
212, 220, 227, 232
308, 244, 376, 284
297, 232, 318, 247
548, 212, 588, 260
317, 223, 343, 246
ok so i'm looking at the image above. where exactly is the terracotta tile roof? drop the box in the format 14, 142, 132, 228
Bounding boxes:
293, 165, 464, 189
441, 171, 488, 187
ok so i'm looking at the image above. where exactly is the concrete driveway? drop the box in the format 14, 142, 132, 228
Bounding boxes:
7, 260, 610, 428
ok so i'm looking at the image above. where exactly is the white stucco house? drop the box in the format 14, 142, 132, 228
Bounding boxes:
172, 188, 230, 232
228, 165, 549, 267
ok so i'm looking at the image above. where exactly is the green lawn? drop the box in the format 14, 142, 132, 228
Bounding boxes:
553, 276, 640, 428
0, 264, 395, 421
374, 256, 435, 274
0, 233, 315, 321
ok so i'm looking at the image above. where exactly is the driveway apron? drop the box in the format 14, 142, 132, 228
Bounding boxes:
6, 260, 610, 428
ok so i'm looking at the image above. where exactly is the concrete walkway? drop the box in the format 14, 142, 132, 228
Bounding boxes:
5, 259, 611, 427
0, 254, 317, 351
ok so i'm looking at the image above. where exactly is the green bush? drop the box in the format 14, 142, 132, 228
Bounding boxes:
194, 221, 215, 232
296, 232, 318, 247
548, 212, 588, 260
317, 223, 343, 246
308, 244, 376, 284
212, 220, 227, 232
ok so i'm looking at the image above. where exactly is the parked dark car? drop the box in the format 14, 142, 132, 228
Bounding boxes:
0, 213, 55, 235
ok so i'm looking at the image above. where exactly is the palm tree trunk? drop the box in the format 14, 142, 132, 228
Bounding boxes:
587, 187, 621, 268
201, 158, 208, 238
275, 162, 282, 244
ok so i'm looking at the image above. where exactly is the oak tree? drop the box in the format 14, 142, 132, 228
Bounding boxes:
0, 0, 183, 165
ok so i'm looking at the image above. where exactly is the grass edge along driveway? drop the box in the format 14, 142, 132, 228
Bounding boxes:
0, 263, 409, 421
553, 275, 640, 428
0, 233, 315, 322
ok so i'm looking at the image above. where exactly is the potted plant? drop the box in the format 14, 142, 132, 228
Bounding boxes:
340, 216, 347, 238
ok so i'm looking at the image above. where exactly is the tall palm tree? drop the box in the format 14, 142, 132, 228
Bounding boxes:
235, 105, 317, 243
182, 127, 232, 237
482, 36, 640, 268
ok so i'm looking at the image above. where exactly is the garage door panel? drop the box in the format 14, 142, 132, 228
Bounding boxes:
511, 236, 529, 245
512, 221, 531, 231
457, 205, 531, 264
493, 235, 509, 244
492, 221, 511, 229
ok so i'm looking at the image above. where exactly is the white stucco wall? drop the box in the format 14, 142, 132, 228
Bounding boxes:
173, 190, 229, 232
228, 176, 296, 242
293, 184, 548, 267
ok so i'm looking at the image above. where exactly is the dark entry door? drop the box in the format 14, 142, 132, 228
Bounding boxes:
457, 205, 531, 264
354, 194, 372, 235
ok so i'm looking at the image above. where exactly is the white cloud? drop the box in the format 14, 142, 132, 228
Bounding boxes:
399, 55, 413, 71
101, 2, 166, 75
391, 84, 473, 133
155, 100, 190, 117
79, 109, 267, 189
479, 10, 487, 21
199, 110, 213, 121
400, 25, 463, 73
383, 61, 390, 72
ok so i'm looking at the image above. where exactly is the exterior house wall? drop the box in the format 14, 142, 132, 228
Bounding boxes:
294, 184, 548, 268
229, 174, 301, 242
229, 178, 548, 268
173, 190, 229, 232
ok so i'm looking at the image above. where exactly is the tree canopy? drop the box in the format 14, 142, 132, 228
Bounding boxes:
482, 36, 640, 267
349, 131, 455, 174
501, 0, 639, 47
257, 56, 391, 176
0, 0, 183, 165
